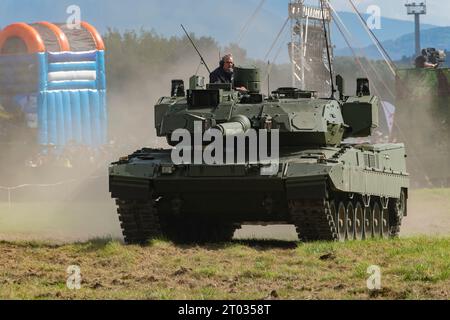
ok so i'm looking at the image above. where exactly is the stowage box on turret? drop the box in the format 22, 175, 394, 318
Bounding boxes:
109, 67, 409, 244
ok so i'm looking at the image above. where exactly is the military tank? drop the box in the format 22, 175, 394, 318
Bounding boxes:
109, 68, 409, 244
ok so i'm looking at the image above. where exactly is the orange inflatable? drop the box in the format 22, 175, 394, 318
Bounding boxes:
0, 23, 46, 53
37, 21, 71, 51
81, 21, 105, 51
0, 21, 104, 54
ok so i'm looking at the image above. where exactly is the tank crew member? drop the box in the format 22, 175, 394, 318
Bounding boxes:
210, 54, 247, 92
210, 54, 235, 84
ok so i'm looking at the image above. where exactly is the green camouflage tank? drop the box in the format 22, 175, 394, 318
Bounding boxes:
110, 67, 409, 244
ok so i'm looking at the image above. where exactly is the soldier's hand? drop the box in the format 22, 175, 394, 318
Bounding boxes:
235, 86, 248, 93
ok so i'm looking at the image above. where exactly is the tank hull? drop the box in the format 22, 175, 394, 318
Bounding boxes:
110, 144, 409, 244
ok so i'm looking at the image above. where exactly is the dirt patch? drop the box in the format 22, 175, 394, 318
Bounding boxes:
402, 189, 450, 236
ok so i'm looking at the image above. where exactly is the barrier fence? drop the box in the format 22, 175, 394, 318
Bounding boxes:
0, 175, 107, 208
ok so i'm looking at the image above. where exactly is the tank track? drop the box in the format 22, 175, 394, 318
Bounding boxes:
116, 191, 404, 244
389, 212, 402, 238
289, 198, 339, 242
388, 189, 406, 238
116, 198, 239, 245
116, 199, 161, 245
289, 192, 405, 242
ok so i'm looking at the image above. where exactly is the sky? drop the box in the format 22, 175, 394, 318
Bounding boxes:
270, 0, 450, 26
0, 0, 448, 62
1, 1, 448, 29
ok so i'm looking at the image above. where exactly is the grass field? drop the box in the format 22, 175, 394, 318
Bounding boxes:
0, 237, 448, 300
0, 189, 448, 300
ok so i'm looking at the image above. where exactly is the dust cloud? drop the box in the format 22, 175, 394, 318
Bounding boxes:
393, 87, 450, 188
401, 190, 450, 236
0, 46, 235, 242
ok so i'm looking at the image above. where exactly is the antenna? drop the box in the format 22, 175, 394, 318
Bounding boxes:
181, 24, 211, 74
320, 0, 336, 98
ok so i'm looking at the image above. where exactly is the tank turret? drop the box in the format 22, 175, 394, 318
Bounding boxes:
156, 67, 379, 147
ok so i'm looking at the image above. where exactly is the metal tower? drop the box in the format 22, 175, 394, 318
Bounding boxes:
405, 1, 427, 57
288, 0, 333, 97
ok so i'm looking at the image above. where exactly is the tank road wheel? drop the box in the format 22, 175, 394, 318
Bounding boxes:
372, 201, 382, 238
389, 189, 406, 238
381, 207, 390, 239
354, 202, 364, 241
364, 206, 374, 239
336, 201, 347, 242
116, 199, 161, 245
346, 202, 356, 241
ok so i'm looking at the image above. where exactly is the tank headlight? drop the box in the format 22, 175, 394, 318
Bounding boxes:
161, 165, 175, 175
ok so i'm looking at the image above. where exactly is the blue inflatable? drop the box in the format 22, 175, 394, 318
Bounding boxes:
0, 21, 107, 149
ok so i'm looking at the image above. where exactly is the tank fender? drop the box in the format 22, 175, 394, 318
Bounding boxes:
109, 161, 160, 200
284, 162, 333, 179
328, 165, 409, 198
284, 163, 332, 200
109, 161, 159, 179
